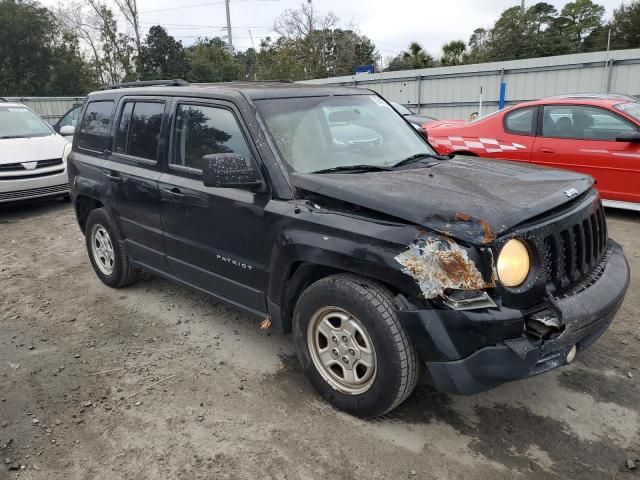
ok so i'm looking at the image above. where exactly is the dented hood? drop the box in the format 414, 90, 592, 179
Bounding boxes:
290, 157, 594, 245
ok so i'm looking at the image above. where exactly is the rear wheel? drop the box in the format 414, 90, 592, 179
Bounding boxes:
85, 208, 139, 288
293, 274, 419, 417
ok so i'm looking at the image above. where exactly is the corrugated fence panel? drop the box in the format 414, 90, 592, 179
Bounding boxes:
4, 97, 85, 123
301, 48, 640, 120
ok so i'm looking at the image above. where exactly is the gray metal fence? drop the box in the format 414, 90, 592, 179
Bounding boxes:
3, 97, 85, 123
301, 48, 640, 120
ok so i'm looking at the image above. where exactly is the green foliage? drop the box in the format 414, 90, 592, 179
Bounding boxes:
252, 38, 306, 80
608, 1, 640, 50
386, 42, 433, 71
0, 0, 94, 95
139, 26, 189, 80
2, 0, 638, 93
186, 38, 242, 83
441, 40, 466, 66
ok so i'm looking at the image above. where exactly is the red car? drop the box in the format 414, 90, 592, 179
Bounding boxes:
427, 94, 640, 211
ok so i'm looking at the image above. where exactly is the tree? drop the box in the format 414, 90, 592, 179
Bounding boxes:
112, 0, 143, 74
324, 29, 376, 76
187, 37, 242, 82
608, 1, 640, 50
235, 48, 259, 80
86, 0, 136, 84
139, 26, 189, 80
441, 40, 466, 66
465, 28, 492, 64
402, 42, 435, 69
272, 2, 376, 78
486, 6, 529, 60
254, 38, 306, 80
554, 0, 605, 52
0, 0, 93, 95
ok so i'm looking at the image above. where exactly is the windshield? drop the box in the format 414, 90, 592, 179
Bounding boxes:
255, 95, 435, 173
615, 102, 640, 123
390, 101, 413, 116
0, 106, 53, 139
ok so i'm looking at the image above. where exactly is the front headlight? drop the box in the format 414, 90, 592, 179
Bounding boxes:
62, 143, 72, 164
497, 239, 530, 287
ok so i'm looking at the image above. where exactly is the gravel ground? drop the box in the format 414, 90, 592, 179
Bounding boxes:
1, 200, 639, 480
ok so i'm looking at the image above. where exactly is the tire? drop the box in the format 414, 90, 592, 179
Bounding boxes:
293, 274, 419, 418
84, 208, 139, 288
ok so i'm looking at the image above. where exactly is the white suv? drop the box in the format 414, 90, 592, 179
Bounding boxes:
0, 102, 71, 203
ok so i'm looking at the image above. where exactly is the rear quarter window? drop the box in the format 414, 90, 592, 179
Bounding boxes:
78, 101, 115, 152
504, 107, 536, 135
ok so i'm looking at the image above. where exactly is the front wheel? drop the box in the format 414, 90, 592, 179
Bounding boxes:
293, 274, 419, 418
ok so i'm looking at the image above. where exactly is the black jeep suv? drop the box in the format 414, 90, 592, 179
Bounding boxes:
68, 80, 630, 417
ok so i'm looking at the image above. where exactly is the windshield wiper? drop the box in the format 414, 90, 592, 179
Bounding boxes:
0, 135, 29, 139
312, 164, 394, 174
392, 153, 447, 169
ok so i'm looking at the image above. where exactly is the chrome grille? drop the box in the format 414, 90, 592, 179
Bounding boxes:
0, 158, 62, 172
0, 183, 69, 201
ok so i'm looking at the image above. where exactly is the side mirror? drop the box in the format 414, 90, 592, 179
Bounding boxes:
615, 130, 640, 143
60, 125, 75, 136
202, 154, 263, 189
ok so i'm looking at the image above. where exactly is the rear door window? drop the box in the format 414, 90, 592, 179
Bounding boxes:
78, 101, 115, 152
113, 101, 165, 162
504, 107, 537, 135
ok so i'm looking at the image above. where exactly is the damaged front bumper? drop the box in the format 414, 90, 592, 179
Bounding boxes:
397, 241, 630, 395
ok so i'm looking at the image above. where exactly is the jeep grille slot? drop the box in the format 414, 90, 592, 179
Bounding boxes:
543, 203, 607, 294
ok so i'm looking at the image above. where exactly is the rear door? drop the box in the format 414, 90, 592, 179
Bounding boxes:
158, 99, 269, 315
532, 104, 640, 204
103, 97, 169, 271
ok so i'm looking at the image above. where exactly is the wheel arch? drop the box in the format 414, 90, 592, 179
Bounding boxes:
267, 242, 417, 335
74, 194, 104, 233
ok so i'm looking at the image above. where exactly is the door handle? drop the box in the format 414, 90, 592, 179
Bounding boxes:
538, 147, 555, 154
163, 187, 186, 199
105, 172, 123, 183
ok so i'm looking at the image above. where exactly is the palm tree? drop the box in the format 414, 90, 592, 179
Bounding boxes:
402, 42, 434, 69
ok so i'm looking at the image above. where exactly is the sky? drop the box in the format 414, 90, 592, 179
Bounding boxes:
44, 0, 624, 58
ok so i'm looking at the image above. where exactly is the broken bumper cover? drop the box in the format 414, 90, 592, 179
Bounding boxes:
399, 241, 630, 395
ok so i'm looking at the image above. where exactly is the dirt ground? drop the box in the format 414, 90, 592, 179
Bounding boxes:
0, 200, 639, 480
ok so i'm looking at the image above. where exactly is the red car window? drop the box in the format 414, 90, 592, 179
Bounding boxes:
504, 107, 537, 135
542, 105, 636, 141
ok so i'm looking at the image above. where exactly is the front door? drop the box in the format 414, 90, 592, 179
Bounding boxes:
532, 104, 640, 204
103, 98, 169, 270
158, 100, 269, 315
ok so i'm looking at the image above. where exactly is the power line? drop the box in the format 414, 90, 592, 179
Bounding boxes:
141, 1, 224, 14
140, 0, 286, 15
138, 22, 273, 29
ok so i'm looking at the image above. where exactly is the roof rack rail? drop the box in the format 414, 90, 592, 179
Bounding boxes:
100, 79, 190, 90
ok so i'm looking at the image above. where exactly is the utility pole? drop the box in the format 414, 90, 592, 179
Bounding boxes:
225, 0, 233, 54
520, 0, 525, 14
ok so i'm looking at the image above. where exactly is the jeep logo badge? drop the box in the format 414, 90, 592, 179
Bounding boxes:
22, 162, 37, 170
564, 188, 579, 198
